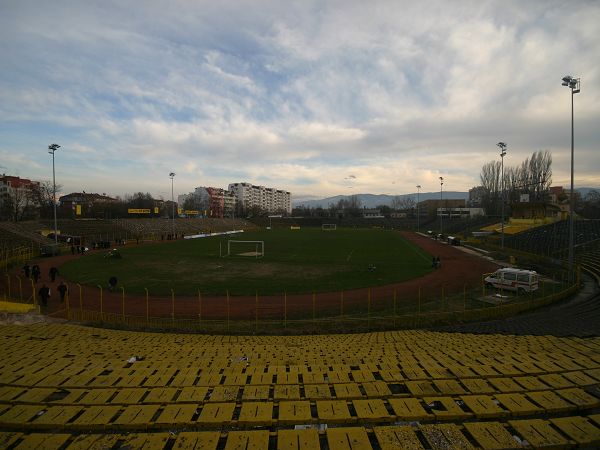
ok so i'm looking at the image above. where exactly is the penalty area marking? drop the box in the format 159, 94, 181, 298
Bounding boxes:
406, 239, 433, 264
346, 249, 355, 262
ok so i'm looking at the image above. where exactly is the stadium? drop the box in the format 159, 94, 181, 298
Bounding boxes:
1, 211, 600, 448
2, 1, 600, 448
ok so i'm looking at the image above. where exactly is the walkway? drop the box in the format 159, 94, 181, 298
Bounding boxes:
437, 275, 600, 337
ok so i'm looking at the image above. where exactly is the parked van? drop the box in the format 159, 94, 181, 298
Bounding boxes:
484, 268, 539, 292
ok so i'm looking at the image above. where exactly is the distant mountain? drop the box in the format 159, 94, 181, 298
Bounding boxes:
577, 187, 599, 198
292, 187, 599, 209
293, 192, 469, 209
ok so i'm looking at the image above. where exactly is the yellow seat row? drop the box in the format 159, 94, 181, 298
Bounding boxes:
2, 388, 599, 430
1, 415, 599, 449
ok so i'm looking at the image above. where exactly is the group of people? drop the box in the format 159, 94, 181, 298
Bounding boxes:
22, 263, 41, 282
22, 262, 68, 307
70, 245, 87, 255
431, 256, 442, 269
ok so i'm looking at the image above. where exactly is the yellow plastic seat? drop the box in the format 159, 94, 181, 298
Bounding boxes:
388, 398, 432, 421
173, 431, 220, 450
550, 416, 600, 446
68, 434, 120, 450
316, 400, 352, 423
277, 428, 320, 450
326, 427, 371, 450
155, 404, 197, 427
423, 397, 471, 420
197, 402, 235, 426
177, 386, 209, 403
278, 401, 312, 425
332, 383, 363, 399
242, 385, 270, 401
112, 404, 161, 429
352, 399, 392, 422
420, 424, 474, 450
463, 422, 524, 450
72, 405, 120, 430
509, 419, 575, 448
374, 425, 424, 450
526, 390, 576, 414
208, 386, 239, 403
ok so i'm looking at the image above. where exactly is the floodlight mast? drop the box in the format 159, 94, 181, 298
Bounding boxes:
439, 177, 444, 236
416, 185, 421, 233
561, 75, 580, 281
48, 144, 61, 244
497, 142, 507, 249
169, 172, 176, 239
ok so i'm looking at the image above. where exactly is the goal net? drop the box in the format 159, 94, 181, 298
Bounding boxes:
322, 223, 337, 231
223, 240, 264, 258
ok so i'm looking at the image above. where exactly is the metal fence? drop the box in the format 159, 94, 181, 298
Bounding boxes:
1, 266, 579, 335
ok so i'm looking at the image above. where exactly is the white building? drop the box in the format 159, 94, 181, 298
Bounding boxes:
228, 182, 291, 214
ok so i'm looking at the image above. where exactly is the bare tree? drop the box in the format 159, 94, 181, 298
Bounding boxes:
391, 195, 415, 211
479, 150, 553, 214
183, 194, 208, 212
479, 160, 501, 215
29, 180, 58, 219
1, 184, 38, 221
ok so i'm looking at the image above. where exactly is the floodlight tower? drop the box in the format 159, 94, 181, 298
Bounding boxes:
439, 177, 444, 236
48, 144, 60, 244
561, 75, 580, 281
416, 185, 421, 233
497, 142, 507, 249
169, 172, 176, 239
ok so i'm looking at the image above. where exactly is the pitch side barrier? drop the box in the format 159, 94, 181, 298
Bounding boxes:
183, 230, 244, 240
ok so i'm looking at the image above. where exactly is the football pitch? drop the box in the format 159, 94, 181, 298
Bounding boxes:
60, 228, 433, 296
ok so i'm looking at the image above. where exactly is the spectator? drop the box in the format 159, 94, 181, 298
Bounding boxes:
57, 282, 68, 303
108, 276, 117, 291
49, 266, 59, 282
22, 263, 31, 279
32, 265, 41, 282
38, 284, 50, 306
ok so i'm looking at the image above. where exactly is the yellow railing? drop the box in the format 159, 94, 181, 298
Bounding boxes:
57, 278, 577, 335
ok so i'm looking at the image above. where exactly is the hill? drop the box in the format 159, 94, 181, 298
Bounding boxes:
293, 191, 469, 209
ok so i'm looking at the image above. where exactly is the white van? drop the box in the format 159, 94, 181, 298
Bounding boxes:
484, 268, 539, 292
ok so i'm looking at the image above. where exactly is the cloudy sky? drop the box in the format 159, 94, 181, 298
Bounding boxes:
1, 1, 599, 202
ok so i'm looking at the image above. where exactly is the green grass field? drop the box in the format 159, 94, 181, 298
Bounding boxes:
60, 228, 433, 296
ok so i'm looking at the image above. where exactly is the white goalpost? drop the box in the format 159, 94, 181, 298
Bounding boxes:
322, 223, 337, 231
221, 240, 265, 258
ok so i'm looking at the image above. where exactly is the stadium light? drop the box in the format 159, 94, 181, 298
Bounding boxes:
169, 172, 176, 239
562, 75, 580, 281
439, 177, 444, 236
416, 185, 421, 233
48, 144, 60, 245
497, 142, 507, 249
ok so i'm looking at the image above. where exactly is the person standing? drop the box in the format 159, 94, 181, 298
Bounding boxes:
49, 267, 59, 282
108, 276, 117, 291
57, 282, 68, 303
32, 265, 41, 282
38, 284, 50, 306
22, 263, 31, 279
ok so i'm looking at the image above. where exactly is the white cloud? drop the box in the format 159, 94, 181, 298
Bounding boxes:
0, 0, 599, 200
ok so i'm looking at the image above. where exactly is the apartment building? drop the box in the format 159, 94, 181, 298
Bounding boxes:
228, 182, 291, 214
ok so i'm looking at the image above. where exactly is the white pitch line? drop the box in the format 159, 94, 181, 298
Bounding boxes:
346, 249, 355, 262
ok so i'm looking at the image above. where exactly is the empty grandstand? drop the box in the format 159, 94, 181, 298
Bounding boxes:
504, 219, 600, 257
0, 323, 598, 448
